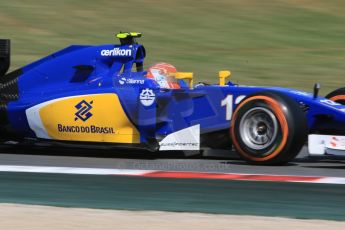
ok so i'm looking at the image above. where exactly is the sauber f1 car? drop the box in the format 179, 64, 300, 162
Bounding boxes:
1, 32, 345, 165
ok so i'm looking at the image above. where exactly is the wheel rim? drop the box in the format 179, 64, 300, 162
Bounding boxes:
239, 107, 278, 150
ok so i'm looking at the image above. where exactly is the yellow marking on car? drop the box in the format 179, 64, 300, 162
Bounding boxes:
39, 94, 140, 143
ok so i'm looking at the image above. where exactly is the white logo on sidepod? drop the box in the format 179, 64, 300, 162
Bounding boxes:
101, 48, 132, 57
119, 77, 145, 85
140, 88, 155, 106
119, 78, 126, 85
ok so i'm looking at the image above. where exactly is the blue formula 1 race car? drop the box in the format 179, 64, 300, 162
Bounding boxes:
1, 32, 345, 165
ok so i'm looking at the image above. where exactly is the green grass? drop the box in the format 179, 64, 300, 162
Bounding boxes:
1, 0, 345, 94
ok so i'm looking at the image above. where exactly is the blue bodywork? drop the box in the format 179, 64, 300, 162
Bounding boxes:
2, 40, 345, 148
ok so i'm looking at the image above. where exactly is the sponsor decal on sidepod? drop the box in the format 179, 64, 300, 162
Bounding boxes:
26, 94, 140, 143
74, 100, 93, 121
57, 124, 115, 134
57, 99, 115, 134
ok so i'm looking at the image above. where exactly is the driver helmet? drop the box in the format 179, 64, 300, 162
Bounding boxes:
147, 62, 181, 89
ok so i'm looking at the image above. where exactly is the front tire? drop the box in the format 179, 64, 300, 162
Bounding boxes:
230, 91, 307, 165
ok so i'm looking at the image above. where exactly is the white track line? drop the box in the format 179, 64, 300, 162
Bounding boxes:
0, 165, 345, 184
0, 165, 152, 175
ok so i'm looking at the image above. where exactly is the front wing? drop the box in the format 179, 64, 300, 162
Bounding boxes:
309, 134, 345, 156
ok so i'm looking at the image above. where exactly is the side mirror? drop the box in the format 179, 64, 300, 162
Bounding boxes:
219, 70, 231, 86
175, 72, 194, 89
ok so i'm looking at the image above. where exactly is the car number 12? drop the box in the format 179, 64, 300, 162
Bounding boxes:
221, 95, 246, 121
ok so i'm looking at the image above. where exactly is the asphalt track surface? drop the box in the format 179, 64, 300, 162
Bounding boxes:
0, 146, 344, 177
0, 145, 345, 220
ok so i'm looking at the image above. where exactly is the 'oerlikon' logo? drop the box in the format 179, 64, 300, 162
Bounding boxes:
101, 48, 132, 57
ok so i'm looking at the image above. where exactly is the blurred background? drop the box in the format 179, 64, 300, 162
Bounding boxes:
1, 0, 344, 95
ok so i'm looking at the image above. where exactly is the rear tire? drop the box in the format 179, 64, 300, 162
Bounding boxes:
230, 91, 307, 165
326, 87, 345, 105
